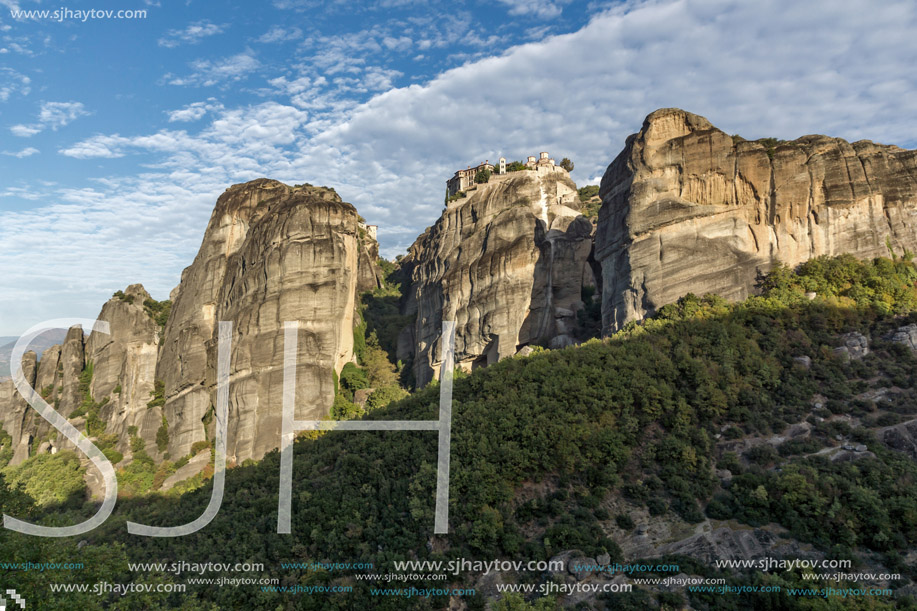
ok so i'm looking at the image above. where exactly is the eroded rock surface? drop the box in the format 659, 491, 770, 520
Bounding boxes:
596, 108, 917, 332
404, 167, 597, 386
157, 179, 378, 462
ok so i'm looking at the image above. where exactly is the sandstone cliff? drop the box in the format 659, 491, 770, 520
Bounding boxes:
595, 108, 917, 333
0, 289, 163, 468
156, 179, 379, 463
1, 179, 381, 470
405, 166, 597, 386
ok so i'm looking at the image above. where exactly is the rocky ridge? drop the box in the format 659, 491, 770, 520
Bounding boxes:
595, 108, 917, 333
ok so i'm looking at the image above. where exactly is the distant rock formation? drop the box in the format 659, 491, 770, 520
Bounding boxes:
403, 166, 598, 386
0, 284, 163, 466
595, 108, 917, 333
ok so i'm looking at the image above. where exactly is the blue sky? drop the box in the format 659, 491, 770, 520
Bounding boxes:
1, 0, 916, 336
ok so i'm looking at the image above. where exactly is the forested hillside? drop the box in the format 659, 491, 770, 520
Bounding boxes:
3, 254, 917, 610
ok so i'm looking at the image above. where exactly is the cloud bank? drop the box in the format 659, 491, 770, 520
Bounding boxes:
1, 0, 916, 334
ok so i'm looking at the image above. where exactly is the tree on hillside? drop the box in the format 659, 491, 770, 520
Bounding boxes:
475, 169, 492, 184
560, 157, 574, 172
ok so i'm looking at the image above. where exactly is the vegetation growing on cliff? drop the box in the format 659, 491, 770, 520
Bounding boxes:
142, 298, 171, 330
333, 258, 413, 419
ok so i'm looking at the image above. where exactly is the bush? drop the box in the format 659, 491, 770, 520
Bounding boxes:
147, 380, 165, 409
647, 497, 667, 516
190, 440, 211, 456
156, 415, 169, 453
103, 449, 124, 465
3, 451, 85, 506
474, 169, 492, 184
143, 298, 172, 329
615, 513, 635, 530
366, 385, 409, 411
130, 434, 146, 453
339, 362, 369, 399
331, 394, 362, 420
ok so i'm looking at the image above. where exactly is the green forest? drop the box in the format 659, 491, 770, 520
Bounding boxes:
2, 254, 917, 609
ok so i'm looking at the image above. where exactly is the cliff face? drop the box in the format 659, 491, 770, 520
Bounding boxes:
87, 285, 163, 456
157, 179, 377, 463
0, 288, 173, 472
405, 167, 597, 386
0, 179, 380, 469
596, 108, 917, 333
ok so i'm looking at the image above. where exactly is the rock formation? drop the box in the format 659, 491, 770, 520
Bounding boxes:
404, 166, 597, 386
156, 179, 379, 463
595, 108, 917, 333
0, 179, 381, 469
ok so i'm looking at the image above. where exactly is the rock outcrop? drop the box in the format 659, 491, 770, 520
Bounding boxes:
85, 285, 163, 456
0, 290, 163, 467
404, 166, 597, 386
596, 108, 917, 333
156, 179, 378, 463
1, 179, 381, 469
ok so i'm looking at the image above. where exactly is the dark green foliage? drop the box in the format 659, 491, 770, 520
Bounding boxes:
102, 448, 124, 465
130, 433, 146, 453
758, 137, 786, 160
330, 393, 362, 420
112, 290, 134, 304
578, 184, 599, 200
474, 169, 492, 183
365, 385, 409, 411
0, 426, 13, 467
2, 451, 85, 506
142, 298, 172, 329
615, 513, 635, 530
559, 157, 574, 172
2, 254, 915, 608
190, 440, 210, 456
504, 160, 527, 172
339, 362, 369, 399
146, 379, 165, 409
156, 415, 169, 452
119, 449, 157, 496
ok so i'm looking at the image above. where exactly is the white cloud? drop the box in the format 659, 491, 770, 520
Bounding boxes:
257, 26, 302, 43
0, 67, 30, 101
382, 35, 412, 51
166, 51, 261, 87
158, 21, 227, 48
4, 0, 917, 332
167, 98, 223, 122
38, 101, 90, 128
10, 123, 41, 137
497, 0, 567, 19
2, 146, 39, 157
62, 102, 308, 162
11, 101, 89, 137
